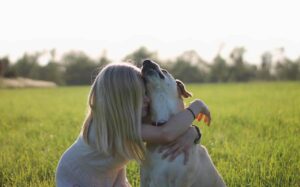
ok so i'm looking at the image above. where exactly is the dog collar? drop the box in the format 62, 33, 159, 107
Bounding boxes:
151, 121, 167, 126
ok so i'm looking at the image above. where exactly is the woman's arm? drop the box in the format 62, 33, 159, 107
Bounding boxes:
141, 99, 210, 144
159, 126, 200, 164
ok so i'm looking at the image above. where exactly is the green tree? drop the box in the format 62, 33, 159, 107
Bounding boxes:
169, 50, 208, 82
296, 57, 300, 80
62, 51, 98, 85
209, 55, 229, 82
14, 53, 42, 79
228, 47, 256, 81
257, 52, 273, 80
275, 58, 299, 80
0, 57, 10, 77
39, 61, 65, 85
123, 47, 158, 67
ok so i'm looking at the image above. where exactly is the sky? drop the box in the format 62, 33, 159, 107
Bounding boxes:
0, 0, 299, 64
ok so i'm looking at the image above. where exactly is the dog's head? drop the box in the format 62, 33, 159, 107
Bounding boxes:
141, 59, 192, 122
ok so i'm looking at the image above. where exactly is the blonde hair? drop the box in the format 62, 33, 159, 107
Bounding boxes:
81, 63, 146, 162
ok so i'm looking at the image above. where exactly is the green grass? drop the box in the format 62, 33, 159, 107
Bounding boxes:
0, 82, 299, 186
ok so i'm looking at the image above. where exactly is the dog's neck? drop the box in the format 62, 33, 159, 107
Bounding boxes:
149, 91, 183, 123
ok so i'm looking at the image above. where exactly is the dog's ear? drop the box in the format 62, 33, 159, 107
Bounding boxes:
176, 79, 192, 98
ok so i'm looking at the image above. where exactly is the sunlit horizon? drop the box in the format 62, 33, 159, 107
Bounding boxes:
1, 0, 299, 64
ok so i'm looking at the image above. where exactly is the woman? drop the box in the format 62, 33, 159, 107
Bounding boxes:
55, 63, 210, 187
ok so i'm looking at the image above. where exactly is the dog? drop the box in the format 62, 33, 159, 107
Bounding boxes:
141, 60, 226, 187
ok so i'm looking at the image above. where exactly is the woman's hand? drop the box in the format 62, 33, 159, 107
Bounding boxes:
189, 99, 211, 126
158, 126, 199, 165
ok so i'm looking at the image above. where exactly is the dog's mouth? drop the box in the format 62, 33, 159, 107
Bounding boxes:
141, 60, 165, 80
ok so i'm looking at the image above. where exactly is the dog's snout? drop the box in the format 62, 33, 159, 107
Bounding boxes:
142, 60, 156, 70
142, 59, 165, 80
143, 60, 153, 66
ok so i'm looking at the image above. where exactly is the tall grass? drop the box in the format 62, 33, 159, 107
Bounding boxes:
0, 82, 299, 186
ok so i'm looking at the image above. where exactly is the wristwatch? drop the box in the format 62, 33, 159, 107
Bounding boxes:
192, 125, 201, 144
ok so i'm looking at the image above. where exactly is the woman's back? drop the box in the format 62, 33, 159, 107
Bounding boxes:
56, 123, 128, 187
56, 63, 146, 187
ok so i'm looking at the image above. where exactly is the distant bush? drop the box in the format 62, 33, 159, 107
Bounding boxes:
1, 46, 299, 85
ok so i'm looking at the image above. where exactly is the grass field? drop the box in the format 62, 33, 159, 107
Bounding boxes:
0, 82, 299, 187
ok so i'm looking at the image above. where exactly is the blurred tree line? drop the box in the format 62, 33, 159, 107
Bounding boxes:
0, 46, 299, 85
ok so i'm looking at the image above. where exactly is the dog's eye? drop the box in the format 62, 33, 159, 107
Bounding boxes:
162, 69, 168, 74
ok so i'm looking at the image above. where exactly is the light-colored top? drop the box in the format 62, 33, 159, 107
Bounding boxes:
55, 123, 130, 187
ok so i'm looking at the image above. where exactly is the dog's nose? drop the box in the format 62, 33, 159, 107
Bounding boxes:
143, 60, 153, 66
142, 59, 165, 80
142, 60, 158, 71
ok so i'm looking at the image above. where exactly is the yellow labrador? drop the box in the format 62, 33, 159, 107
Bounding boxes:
141, 60, 226, 187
